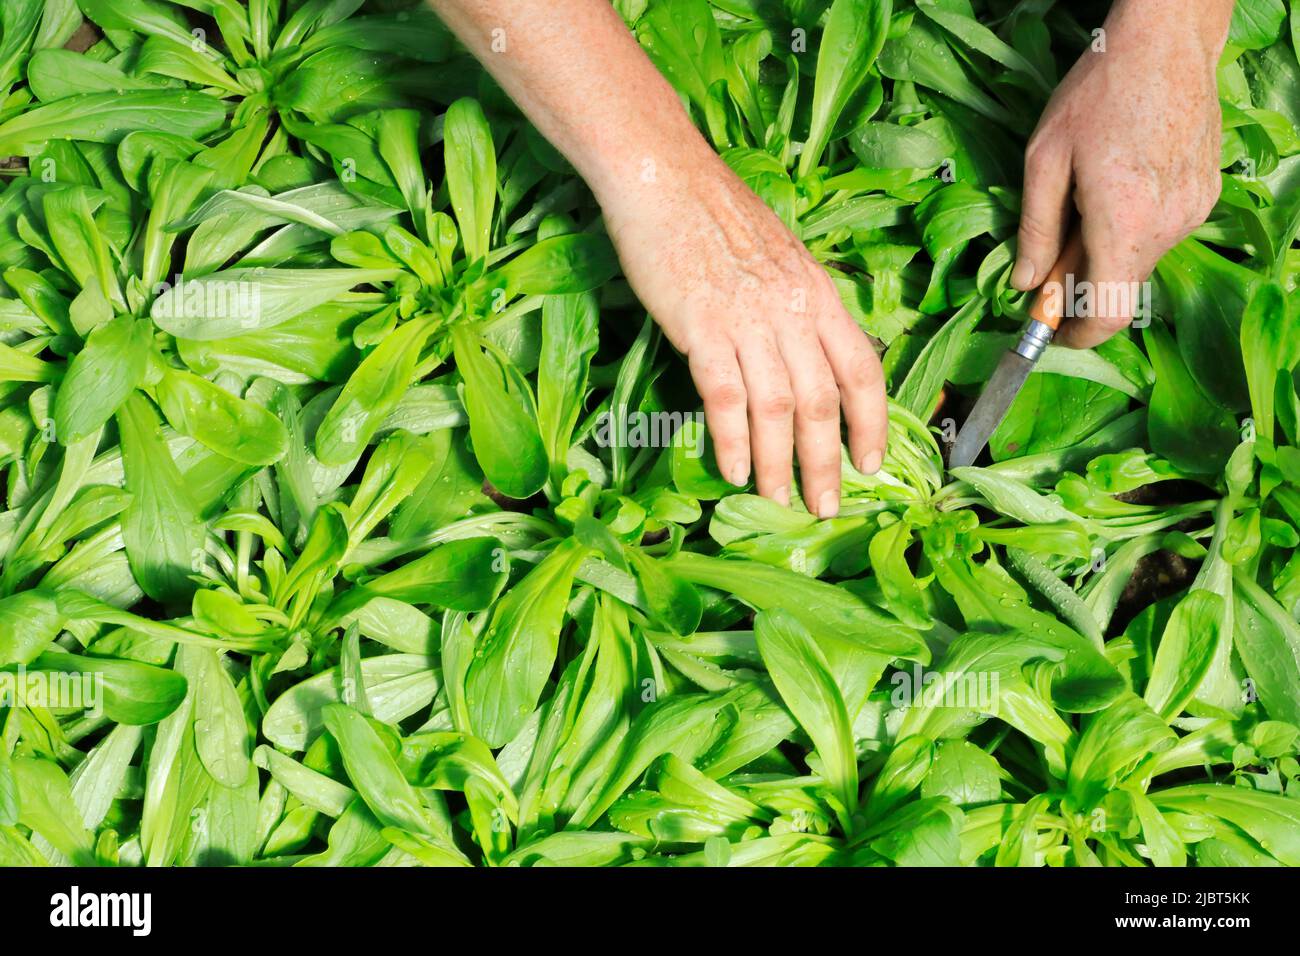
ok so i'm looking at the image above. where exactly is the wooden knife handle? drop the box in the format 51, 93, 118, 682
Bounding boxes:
1028, 231, 1086, 332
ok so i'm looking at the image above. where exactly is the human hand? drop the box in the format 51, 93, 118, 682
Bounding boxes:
425, 0, 886, 516
1012, 0, 1234, 348
601, 154, 887, 519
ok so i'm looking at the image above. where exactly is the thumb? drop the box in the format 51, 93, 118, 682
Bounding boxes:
1013, 142, 1074, 292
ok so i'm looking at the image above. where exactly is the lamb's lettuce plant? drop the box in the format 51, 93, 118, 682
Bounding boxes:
0, 0, 1298, 868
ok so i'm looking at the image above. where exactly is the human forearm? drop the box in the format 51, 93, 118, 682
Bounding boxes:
426, 0, 890, 516
425, 0, 716, 208
1105, 0, 1234, 61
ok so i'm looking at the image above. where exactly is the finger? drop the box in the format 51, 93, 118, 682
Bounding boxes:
688, 340, 751, 486
779, 324, 845, 519
1055, 221, 1150, 350
737, 336, 795, 507
819, 312, 887, 476
1014, 139, 1074, 291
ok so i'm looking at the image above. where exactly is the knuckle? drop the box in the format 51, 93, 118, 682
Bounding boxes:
711, 436, 746, 459
1018, 211, 1056, 246
847, 353, 883, 390
756, 390, 795, 420
800, 387, 841, 423
703, 381, 746, 409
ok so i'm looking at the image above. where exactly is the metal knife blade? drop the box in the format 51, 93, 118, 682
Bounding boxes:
946, 232, 1085, 470
948, 348, 1036, 468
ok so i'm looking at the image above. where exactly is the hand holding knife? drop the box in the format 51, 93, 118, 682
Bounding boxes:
949, 232, 1087, 469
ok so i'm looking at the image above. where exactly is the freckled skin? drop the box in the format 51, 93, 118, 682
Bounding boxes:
428, 0, 886, 516
1014, 0, 1234, 349
429, 0, 1230, 513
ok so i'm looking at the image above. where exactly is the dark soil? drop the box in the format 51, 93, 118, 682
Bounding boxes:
1109, 480, 1206, 633
66, 22, 99, 53
934, 386, 1204, 633
481, 480, 547, 514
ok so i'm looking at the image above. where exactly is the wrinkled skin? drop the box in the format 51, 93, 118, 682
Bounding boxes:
431, 0, 1232, 513
429, 0, 885, 517
1013, 0, 1234, 348
601, 163, 887, 517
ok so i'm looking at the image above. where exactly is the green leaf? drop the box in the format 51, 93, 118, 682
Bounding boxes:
29, 651, 187, 725
152, 268, 399, 340
1153, 785, 1300, 866
388, 427, 486, 539
990, 374, 1130, 461
666, 551, 928, 716
1067, 693, 1175, 808
896, 296, 983, 417
494, 234, 619, 297
1240, 281, 1295, 448
117, 393, 207, 604
155, 366, 289, 466
921, 740, 1002, 806
322, 703, 443, 838
628, 548, 703, 637
362, 537, 508, 611
1129, 789, 1187, 867
465, 539, 588, 747
537, 292, 598, 482
183, 647, 249, 788
1143, 321, 1239, 474
375, 108, 429, 223
635, 0, 725, 113
1233, 570, 1300, 726
443, 98, 496, 263
1153, 240, 1255, 412
755, 610, 858, 828
314, 316, 434, 466
951, 466, 1087, 528
878, 19, 1013, 127
1230, 0, 1287, 49
452, 325, 548, 500
1145, 590, 1227, 721
262, 655, 440, 752
0, 592, 64, 667
42, 186, 124, 309
571, 691, 731, 829
0, 91, 226, 157
799, 0, 892, 177
11, 757, 94, 865
865, 797, 963, 866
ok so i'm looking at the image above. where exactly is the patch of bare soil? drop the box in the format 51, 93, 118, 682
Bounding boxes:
1109, 480, 1206, 633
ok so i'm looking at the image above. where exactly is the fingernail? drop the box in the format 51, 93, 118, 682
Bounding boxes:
729, 461, 750, 486
859, 449, 883, 475
773, 485, 790, 508
817, 490, 840, 519
1011, 258, 1037, 291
